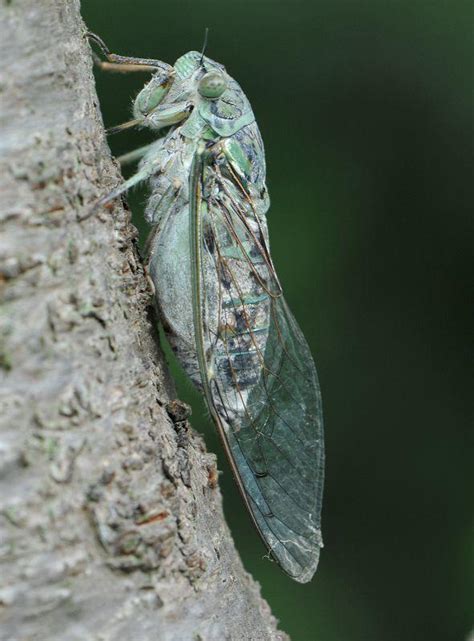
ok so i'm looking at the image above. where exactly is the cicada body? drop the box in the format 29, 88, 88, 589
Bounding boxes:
89, 35, 324, 583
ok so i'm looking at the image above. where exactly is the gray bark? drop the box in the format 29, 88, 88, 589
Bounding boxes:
0, 2, 288, 640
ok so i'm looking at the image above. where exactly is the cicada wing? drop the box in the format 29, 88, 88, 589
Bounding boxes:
198, 173, 324, 583
214, 297, 324, 582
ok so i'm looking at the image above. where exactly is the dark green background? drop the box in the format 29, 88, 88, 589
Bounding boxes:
81, 1, 472, 640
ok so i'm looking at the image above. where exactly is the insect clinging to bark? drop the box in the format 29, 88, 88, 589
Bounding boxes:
88, 31, 325, 583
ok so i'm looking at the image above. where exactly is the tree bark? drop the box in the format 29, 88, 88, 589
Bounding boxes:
0, 2, 288, 639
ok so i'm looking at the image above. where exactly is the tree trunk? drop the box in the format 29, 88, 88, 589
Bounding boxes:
0, 2, 287, 639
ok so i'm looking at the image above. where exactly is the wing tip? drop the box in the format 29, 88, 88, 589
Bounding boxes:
272, 530, 323, 584
287, 546, 322, 584
291, 554, 321, 584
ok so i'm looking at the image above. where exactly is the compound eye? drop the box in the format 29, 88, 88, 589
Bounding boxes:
198, 71, 227, 99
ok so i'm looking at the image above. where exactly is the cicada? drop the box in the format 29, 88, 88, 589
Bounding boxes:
88, 32, 324, 583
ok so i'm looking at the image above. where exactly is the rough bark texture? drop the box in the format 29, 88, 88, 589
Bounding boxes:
0, 2, 288, 640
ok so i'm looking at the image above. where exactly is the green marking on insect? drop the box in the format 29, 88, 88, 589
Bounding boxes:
218, 324, 269, 340
220, 240, 265, 263
88, 31, 325, 583
222, 293, 269, 308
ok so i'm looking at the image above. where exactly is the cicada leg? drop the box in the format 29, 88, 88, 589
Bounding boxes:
106, 118, 143, 136
97, 169, 151, 207
116, 143, 157, 167
89, 50, 155, 74
86, 32, 172, 74
83, 167, 152, 219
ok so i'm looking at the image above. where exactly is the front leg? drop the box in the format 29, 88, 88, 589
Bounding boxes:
86, 32, 173, 75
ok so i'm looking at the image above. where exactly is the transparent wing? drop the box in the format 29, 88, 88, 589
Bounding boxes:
201, 165, 324, 583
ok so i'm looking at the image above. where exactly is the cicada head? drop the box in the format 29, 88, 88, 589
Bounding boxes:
133, 51, 254, 138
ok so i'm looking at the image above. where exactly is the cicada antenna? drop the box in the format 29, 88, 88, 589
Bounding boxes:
200, 27, 209, 65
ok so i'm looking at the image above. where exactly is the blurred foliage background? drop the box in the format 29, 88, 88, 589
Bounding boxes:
81, 1, 472, 640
